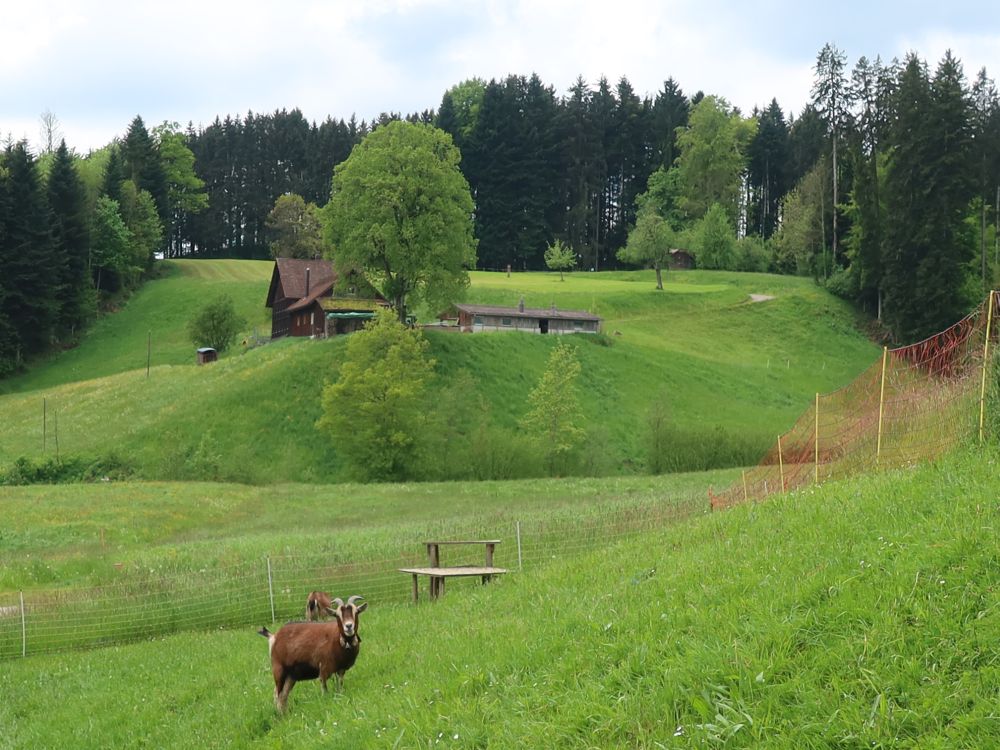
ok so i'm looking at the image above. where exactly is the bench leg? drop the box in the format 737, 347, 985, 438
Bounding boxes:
411, 573, 419, 604
481, 575, 492, 585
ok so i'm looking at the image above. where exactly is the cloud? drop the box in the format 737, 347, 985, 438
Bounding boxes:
2, 0, 999, 153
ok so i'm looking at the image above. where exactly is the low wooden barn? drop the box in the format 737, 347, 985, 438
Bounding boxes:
265, 258, 387, 338
454, 300, 601, 335
668, 249, 695, 270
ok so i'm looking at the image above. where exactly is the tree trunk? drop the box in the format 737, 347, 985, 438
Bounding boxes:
832, 133, 838, 265
654, 263, 663, 290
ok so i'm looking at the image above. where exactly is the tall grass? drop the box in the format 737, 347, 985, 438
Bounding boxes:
2, 449, 998, 747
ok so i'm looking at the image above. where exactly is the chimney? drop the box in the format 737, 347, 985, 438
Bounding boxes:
550, 302, 557, 314
304, 267, 311, 297
518, 297, 525, 313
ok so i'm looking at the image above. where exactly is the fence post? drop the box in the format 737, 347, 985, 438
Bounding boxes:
266, 557, 275, 624
20, 591, 26, 658
515, 521, 523, 570
877, 346, 889, 462
814, 393, 820, 484
777, 435, 786, 492
741, 470, 748, 502
979, 290, 996, 442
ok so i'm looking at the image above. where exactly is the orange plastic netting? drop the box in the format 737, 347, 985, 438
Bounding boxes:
710, 291, 999, 510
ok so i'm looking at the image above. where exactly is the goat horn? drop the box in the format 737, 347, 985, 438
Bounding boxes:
331, 597, 344, 609
347, 595, 365, 607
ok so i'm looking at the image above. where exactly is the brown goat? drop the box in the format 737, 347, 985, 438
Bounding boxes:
258, 595, 368, 712
304, 590, 332, 621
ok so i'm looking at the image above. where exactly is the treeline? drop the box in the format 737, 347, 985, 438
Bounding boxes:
0, 116, 205, 375
3, 44, 999, 365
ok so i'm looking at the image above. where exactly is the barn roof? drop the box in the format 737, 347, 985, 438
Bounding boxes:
265, 258, 335, 308
455, 303, 601, 322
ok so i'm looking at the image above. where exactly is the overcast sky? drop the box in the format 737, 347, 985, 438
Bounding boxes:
3, 0, 999, 154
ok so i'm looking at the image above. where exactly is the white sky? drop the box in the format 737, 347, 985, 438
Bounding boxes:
2, 0, 999, 154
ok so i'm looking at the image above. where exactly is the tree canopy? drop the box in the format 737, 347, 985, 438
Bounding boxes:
323, 120, 476, 321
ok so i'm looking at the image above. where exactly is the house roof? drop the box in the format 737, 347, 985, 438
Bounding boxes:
265, 258, 335, 308
455, 303, 601, 322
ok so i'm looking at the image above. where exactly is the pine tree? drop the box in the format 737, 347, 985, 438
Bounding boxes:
651, 78, 689, 170
47, 141, 94, 334
100, 144, 126, 205
0, 143, 60, 355
883, 53, 975, 341
812, 43, 853, 265
747, 99, 789, 238
123, 115, 169, 231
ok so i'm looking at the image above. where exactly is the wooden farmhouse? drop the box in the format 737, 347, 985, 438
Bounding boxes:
454, 300, 601, 335
265, 258, 388, 339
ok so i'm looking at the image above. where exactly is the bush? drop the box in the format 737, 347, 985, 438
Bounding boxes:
187, 294, 246, 353
0, 453, 133, 485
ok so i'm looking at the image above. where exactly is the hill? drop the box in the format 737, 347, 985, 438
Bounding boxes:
2, 449, 996, 747
0, 262, 879, 482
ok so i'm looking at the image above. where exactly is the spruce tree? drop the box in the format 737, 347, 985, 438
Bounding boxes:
47, 141, 94, 334
0, 142, 60, 355
123, 115, 169, 233
100, 144, 126, 204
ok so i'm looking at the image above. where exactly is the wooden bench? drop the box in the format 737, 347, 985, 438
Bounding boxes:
399, 539, 507, 602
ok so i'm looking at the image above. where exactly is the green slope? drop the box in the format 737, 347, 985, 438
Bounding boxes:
0, 263, 879, 482
0, 259, 273, 394
2, 450, 997, 748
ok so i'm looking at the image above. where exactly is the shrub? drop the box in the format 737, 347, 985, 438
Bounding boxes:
187, 294, 246, 353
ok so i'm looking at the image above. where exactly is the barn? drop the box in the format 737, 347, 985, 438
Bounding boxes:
265, 258, 387, 338
454, 300, 601, 334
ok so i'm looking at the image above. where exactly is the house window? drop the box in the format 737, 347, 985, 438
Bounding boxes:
501, 317, 512, 327
573, 319, 583, 330
474, 315, 484, 325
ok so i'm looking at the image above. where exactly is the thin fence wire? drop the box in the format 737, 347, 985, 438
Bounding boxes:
711, 291, 999, 510
0, 494, 706, 660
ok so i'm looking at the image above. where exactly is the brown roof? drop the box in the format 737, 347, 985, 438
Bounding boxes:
455, 303, 601, 322
266, 258, 335, 309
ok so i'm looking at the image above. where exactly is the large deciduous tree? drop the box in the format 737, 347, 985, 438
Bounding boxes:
520, 339, 585, 475
266, 193, 324, 259
316, 308, 435, 481
674, 96, 757, 226
323, 120, 476, 322
618, 206, 675, 289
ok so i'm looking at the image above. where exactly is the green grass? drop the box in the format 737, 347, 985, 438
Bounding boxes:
0, 259, 273, 395
0, 470, 734, 592
2, 449, 998, 748
0, 263, 879, 482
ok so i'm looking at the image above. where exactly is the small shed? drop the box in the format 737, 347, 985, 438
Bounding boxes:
668, 249, 695, 270
196, 347, 218, 365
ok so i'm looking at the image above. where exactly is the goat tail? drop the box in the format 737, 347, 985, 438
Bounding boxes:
257, 627, 272, 638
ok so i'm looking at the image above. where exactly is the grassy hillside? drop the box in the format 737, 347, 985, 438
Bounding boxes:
0, 259, 273, 395
0, 263, 879, 482
2, 449, 997, 748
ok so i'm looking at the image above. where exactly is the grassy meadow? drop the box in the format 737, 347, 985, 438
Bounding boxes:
0, 261, 879, 483
2, 449, 998, 748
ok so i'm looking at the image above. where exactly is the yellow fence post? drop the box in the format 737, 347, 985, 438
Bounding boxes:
777, 435, 785, 492
814, 393, 820, 484
980, 290, 996, 442
876, 346, 889, 463
742, 470, 748, 502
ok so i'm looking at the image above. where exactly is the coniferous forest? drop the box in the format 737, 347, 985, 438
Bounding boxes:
2, 45, 1000, 376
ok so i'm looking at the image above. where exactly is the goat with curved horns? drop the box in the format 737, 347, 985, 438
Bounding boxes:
258, 595, 368, 712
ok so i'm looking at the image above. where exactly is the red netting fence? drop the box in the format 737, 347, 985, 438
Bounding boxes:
710, 291, 1000, 510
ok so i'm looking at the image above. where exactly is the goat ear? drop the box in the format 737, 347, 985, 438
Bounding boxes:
324, 606, 340, 618
355, 602, 368, 614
